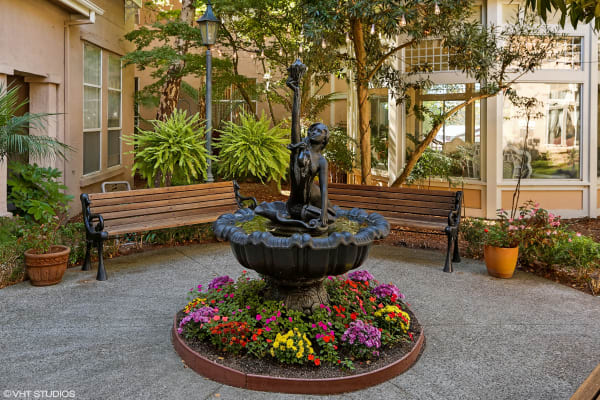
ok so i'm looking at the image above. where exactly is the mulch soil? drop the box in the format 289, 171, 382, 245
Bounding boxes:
176, 307, 423, 380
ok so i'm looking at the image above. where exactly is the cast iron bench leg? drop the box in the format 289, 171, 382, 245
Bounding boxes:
96, 240, 107, 281
82, 240, 92, 271
443, 230, 454, 273
452, 231, 461, 263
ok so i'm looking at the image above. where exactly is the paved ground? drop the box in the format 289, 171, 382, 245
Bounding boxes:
1, 243, 599, 400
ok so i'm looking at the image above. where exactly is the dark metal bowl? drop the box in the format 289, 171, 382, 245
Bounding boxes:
213, 206, 390, 285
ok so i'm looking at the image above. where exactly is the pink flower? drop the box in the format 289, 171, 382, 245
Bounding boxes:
289, 317, 293, 322
276, 311, 281, 317
246, 305, 251, 309
222, 316, 228, 322
265, 326, 271, 332
576, 232, 582, 237
256, 314, 262, 321
568, 238, 572, 242
546, 231, 551, 236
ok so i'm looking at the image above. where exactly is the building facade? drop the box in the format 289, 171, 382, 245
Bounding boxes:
0, 0, 138, 217
378, 0, 599, 218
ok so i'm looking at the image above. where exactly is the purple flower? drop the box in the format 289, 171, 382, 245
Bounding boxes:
208, 275, 234, 290
371, 283, 405, 300
348, 270, 374, 282
178, 306, 218, 332
341, 320, 381, 349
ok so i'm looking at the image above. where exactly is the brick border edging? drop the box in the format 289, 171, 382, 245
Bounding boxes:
171, 316, 425, 394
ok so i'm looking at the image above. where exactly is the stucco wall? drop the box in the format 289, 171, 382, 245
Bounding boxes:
0, 0, 136, 216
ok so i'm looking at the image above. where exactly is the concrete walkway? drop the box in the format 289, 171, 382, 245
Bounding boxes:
1, 243, 599, 400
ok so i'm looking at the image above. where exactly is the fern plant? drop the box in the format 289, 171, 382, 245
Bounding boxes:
215, 112, 289, 186
125, 110, 209, 187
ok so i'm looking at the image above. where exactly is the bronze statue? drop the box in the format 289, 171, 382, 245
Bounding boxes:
255, 59, 336, 233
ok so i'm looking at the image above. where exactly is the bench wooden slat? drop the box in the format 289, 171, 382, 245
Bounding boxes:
89, 186, 234, 207
330, 194, 455, 211
105, 214, 226, 236
333, 200, 451, 218
329, 183, 456, 197
103, 205, 237, 231
90, 191, 235, 214
100, 198, 237, 221
88, 181, 233, 200
385, 217, 447, 231
329, 187, 456, 204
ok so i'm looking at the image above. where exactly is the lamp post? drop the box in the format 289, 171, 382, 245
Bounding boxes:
197, 0, 220, 183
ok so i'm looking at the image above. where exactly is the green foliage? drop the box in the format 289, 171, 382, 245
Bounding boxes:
215, 112, 290, 185
459, 218, 487, 258
0, 83, 70, 161
323, 127, 358, 174
7, 161, 72, 224
525, 0, 599, 30
460, 202, 600, 272
125, 110, 209, 187
406, 145, 454, 186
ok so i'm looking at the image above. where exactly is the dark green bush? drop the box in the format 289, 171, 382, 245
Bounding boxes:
7, 161, 73, 224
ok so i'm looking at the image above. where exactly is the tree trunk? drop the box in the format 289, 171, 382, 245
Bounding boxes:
156, 0, 196, 121
351, 18, 371, 185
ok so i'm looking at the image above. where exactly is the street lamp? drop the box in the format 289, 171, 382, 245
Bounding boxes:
197, 0, 220, 183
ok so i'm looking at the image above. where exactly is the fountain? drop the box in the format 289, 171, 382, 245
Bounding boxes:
172, 60, 424, 394
213, 59, 390, 313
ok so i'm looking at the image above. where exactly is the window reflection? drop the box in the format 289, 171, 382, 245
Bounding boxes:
503, 83, 581, 179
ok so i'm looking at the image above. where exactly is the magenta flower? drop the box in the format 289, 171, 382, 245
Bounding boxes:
208, 275, 234, 290
348, 270, 374, 282
372, 283, 404, 300
256, 314, 262, 321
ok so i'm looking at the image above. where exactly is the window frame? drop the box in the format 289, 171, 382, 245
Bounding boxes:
82, 42, 102, 176
107, 54, 122, 168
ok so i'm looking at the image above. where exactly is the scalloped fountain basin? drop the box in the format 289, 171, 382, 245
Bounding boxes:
213, 205, 389, 313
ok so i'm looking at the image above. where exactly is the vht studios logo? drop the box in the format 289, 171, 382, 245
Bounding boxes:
3, 390, 76, 399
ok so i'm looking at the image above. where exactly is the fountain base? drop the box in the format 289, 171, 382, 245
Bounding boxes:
263, 277, 328, 314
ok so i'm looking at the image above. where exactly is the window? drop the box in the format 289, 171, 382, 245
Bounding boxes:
370, 95, 389, 170
405, 39, 456, 73
503, 83, 581, 180
416, 84, 481, 179
213, 80, 257, 130
107, 55, 122, 167
541, 37, 582, 70
83, 43, 101, 174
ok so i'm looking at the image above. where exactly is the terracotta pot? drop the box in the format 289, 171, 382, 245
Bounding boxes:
24, 245, 71, 286
484, 245, 518, 279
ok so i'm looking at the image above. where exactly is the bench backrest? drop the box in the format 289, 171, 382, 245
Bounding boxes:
87, 181, 237, 230
329, 183, 461, 223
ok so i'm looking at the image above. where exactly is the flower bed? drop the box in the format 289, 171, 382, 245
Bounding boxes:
176, 270, 418, 372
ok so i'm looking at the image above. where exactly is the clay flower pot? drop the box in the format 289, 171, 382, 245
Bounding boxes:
24, 245, 71, 286
484, 245, 518, 279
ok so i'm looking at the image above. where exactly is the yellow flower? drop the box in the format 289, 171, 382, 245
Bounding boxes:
286, 339, 294, 348
270, 348, 275, 357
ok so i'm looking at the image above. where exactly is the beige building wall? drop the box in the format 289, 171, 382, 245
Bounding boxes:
0, 0, 137, 216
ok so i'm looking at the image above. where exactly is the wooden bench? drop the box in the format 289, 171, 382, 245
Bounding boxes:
329, 183, 462, 272
80, 181, 254, 281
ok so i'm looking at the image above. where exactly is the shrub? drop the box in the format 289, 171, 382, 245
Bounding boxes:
126, 110, 209, 187
459, 217, 487, 258
7, 161, 72, 224
323, 127, 358, 174
215, 111, 289, 186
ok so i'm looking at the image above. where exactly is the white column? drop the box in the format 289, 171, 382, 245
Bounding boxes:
0, 73, 11, 217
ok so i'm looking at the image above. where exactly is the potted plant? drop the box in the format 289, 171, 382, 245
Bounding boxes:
21, 217, 71, 286
483, 209, 524, 279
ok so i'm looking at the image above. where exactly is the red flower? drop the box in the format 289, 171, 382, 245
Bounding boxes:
266, 339, 272, 343
252, 334, 258, 341
333, 345, 338, 350
323, 335, 331, 343
314, 358, 321, 366
378, 303, 384, 308
369, 296, 376, 303
484, 228, 489, 233
308, 354, 314, 361
350, 313, 358, 320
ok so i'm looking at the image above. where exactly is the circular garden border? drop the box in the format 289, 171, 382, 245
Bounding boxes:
171, 316, 425, 394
